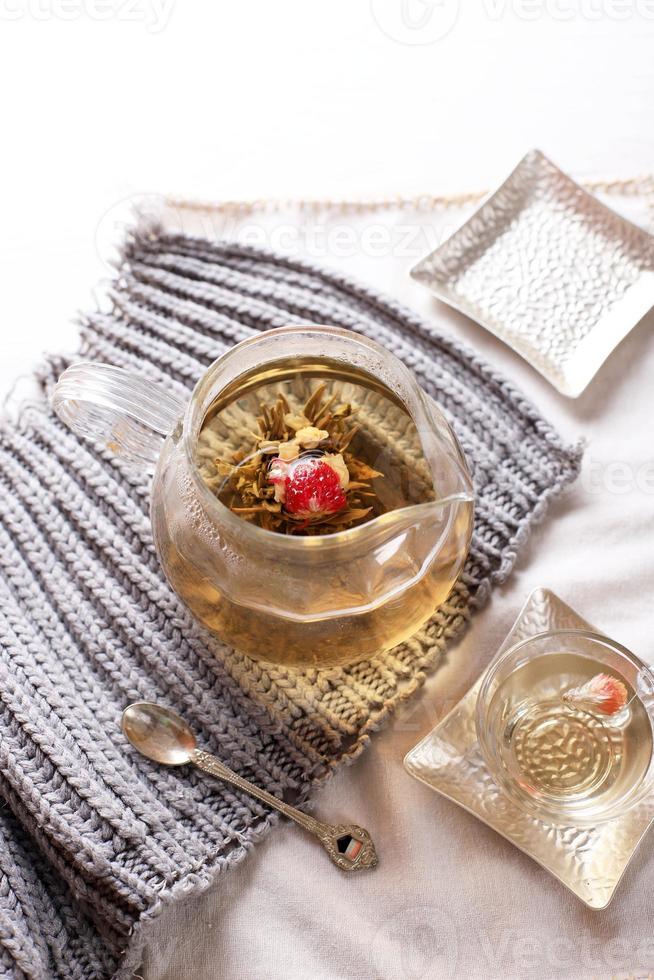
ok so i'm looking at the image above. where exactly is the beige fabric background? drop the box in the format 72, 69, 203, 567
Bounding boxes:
137, 193, 654, 980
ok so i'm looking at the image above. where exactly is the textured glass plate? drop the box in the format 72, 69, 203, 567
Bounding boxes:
411, 150, 654, 397
404, 588, 654, 909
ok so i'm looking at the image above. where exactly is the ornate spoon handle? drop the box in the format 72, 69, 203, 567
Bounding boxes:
191, 749, 378, 872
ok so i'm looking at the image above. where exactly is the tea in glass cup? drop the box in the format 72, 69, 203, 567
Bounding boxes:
476, 630, 654, 825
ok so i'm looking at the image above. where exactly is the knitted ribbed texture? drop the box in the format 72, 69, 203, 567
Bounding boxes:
0, 228, 581, 979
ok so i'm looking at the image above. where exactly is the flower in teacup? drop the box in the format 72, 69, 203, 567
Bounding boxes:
562, 673, 628, 715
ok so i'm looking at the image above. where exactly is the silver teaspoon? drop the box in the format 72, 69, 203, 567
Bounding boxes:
122, 702, 378, 872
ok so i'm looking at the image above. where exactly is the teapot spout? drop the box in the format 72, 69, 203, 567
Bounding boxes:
334, 490, 474, 623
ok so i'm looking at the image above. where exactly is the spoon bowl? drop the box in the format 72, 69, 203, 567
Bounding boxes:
122, 702, 197, 765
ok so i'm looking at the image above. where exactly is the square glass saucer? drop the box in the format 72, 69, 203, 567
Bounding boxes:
411, 150, 654, 397
404, 587, 654, 909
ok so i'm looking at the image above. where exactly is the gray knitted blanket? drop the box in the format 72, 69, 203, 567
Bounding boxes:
0, 228, 581, 979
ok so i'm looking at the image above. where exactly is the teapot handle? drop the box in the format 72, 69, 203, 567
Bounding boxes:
51, 362, 187, 469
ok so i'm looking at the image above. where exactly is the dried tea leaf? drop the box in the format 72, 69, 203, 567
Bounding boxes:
347, 459, 384, 481
334, 424, 361, 452
303, 382, 328, 421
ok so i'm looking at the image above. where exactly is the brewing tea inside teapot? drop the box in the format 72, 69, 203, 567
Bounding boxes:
196, 355, 437, 536
53, 325, 474, 668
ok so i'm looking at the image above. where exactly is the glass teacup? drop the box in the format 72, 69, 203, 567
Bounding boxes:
476, 629, 654, 826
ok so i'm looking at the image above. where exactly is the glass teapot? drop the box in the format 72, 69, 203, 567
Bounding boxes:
52, 325, 474, 668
